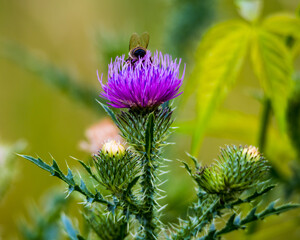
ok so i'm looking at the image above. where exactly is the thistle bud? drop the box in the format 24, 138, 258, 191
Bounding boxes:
93, 144, 140, 193
193, 145, 269, 201
242, 145, 260, 160
102, 140, 125, 158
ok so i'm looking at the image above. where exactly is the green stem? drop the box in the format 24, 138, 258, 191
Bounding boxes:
247, 98, 271, 237
139, 155, 157, 240
258, 98, 271, 152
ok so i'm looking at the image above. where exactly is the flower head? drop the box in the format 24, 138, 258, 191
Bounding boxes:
193, 145, 269, 199
99, 51, 185, 109
102, 140, 125, 158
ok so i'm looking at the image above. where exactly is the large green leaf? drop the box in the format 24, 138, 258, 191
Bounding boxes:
183, 20, 249, 101
250, 28, 293, 132
190, 20, 251, 155
262, 13, 300, 39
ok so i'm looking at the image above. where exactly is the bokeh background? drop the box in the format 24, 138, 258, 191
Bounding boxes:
0, 0, 299, 239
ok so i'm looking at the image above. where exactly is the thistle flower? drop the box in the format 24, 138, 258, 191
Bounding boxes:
99, 51, 185, 109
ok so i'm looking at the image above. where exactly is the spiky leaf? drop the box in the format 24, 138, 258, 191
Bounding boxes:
61, 214, 85, 240
20, 155, 113, 207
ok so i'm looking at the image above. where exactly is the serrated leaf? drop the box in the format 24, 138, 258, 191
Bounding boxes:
216, 214, 237, 235
231, 184, 275, 206
96, 100, 119, 126
61, 214, 85, 240
79, 179, 92, 198
263, 13, 300, 39
251, 28, 292, 132
181, 160, 193, 175
77, 159, 100, 183
126, 176, 140, 193
242, 207, 257, 223
258, 202, 299, 219
186, 152, 200, 169
212, 202, 299, 238
183, 20, 249, 103
19, 155, 54, 174
202, 223, 217, 240
20, 155, 113, 207
190, 21, 251, 155
66, 168, 75, 185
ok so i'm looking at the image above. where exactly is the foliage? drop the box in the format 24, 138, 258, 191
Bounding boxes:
184, 1, 300, 155
19, 191, 71, 240
20, 101, 299, 239
170, 149, 299, 240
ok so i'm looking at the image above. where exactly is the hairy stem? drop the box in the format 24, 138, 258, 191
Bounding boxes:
139, 155, 157, 240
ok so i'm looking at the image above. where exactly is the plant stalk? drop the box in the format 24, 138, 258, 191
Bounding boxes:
139, 155, 157, 240
247, 98, 271, 236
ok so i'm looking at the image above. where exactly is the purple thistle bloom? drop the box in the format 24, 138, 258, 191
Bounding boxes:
98, 51, 185, 109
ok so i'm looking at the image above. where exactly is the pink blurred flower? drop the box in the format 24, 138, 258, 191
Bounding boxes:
79, 118, 123, 154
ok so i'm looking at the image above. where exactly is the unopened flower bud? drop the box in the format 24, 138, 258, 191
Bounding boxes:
102, 140, 125, 158
242, 145, 260, 161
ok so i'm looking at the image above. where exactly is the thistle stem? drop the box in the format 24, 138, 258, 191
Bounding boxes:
258, 98, 271, 152
139, 155, 157, 240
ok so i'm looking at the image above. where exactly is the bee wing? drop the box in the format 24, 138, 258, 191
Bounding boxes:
129, 33, 141, 50
140, 32, 149, 48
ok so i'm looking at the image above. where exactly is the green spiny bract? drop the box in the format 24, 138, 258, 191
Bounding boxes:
193, 145, 269, 201
84, 208, 128, 240
170, 193, 220, 240
93, 147, 140, 195
116, 106, 173, 155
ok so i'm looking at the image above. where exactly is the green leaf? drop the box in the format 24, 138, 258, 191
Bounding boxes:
257, 201, 299, 219
61, 214, 85, 240
235, 0, 263, 22
77, 159, 100, 183
215, 202, 299, 238
190, 20, 251, 155
20, 155, 113, 207
183, 20, 249, 102
18, 154, 54, 174
250, 28, 293, 132
145, 112, 154, 156
96, 100, 119, 126
262, 13, 300, 39
126, 176, 140, 194
231, 184, 276, 206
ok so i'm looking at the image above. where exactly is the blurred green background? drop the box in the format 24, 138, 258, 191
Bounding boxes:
0, 0, 299, 239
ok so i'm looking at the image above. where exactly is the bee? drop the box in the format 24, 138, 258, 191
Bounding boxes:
127, 32, 150, 63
